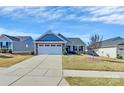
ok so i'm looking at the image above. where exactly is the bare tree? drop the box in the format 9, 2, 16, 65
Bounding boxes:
88, 34, 103, 50
87, 34, 103, 61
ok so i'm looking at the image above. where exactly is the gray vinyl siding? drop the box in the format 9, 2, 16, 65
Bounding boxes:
13, 38, 34, 53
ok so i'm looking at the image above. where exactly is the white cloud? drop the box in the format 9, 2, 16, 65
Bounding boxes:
79, 6, 124, 25
1, 6, 124, 25
0, 6, 64, 22
0, 27, 39, 39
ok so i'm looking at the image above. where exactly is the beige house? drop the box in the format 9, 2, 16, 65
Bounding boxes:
94, 37, 124, 58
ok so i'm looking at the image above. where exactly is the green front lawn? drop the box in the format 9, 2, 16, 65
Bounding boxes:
63, 54, 124, 71
0, 54, 32, 67
66, 77, 124, 86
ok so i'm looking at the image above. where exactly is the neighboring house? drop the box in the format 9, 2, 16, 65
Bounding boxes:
94, 37, 124, 58
0, 34, 34, 53
35, 31, 86, 55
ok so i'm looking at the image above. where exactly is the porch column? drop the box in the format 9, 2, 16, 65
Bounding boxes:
77, 46, 80, 53
34, 43, 37, 54
11, 42, 13, 51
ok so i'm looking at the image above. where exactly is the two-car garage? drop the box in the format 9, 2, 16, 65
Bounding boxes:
37, 44, 62, 55
35, 31, 65, 55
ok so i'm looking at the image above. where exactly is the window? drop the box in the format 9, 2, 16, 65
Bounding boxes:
79, 46, 83, 51
51, 44, 56, 46
2, 42, 6, 46
45, 44, 50, 46
57, 44, 61, 47
73, 46, 77, 50
81, 46, 83, 51
26, 44, 29, 48
119, 48, 124, 50
39, 44, 44, 46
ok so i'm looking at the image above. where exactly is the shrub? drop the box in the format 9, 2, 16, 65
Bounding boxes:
0, 49, 9, 53
117, 54, 123, 59
63, 49, 67, 55
0, 49, 12, 53
29, 51, 34, 55
8, 49, 12, 53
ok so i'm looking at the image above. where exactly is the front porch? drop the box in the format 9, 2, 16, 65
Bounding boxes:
0, 42, 12, 49
0, 42, 13, 53
66, 46, 84, 54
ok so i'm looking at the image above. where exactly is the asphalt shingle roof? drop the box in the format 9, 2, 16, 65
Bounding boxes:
58, 33, 69, 42
101, 37, 124, 47
58, 33, 85, 46
1, 34, 32, 42
15, 36, 32, 41
67, 38, 86, 46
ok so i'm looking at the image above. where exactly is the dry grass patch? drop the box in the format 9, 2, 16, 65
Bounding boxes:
66, 77, 124, 86
0, 54, 32, 67
63, 55, 124, 71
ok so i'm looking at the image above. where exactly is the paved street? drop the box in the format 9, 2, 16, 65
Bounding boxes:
0, 55, 68, 86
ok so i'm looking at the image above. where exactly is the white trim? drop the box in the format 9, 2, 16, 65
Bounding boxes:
11, 42, 14, 51
1, 35, 13, 42
34, 42, 37, 54
35, 41, 65, 44
54, 33, 67, 42
12, 51, 32, 53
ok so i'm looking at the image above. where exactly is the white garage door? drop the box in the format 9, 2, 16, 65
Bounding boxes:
38, 44, 62, 55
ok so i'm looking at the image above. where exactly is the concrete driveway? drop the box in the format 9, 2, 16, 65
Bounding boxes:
0, 55, 69, 86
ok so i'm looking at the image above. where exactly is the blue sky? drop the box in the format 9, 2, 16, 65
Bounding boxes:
0, 6, 124, 43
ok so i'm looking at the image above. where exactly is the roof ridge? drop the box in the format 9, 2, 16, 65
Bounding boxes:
103, 36, 122, 42
58, 33, 69, 42
68, 37, 80, 39
1, 34, 32, 41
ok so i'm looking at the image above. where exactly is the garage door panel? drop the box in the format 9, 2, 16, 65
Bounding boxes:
38, 46, 62, 55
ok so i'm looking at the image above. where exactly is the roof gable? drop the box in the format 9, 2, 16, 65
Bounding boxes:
36, 31, 64, 42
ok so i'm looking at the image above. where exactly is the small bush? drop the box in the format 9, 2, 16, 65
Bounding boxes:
29, 51, 34, 55
0, 49, 10, 53
117, 54, 123, 59
8, 49, 12, 53
63, 49, 67, 55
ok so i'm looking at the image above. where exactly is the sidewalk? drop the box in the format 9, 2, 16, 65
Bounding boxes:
64, 70, 124, 78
